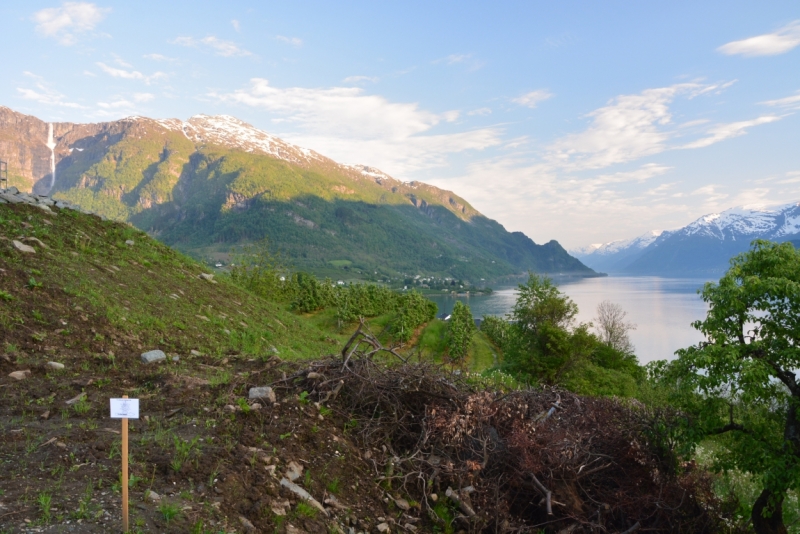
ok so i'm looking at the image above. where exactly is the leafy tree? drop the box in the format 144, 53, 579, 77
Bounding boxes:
391, 291, 437, 342
663, 240, 800, 534
499, 274, 643, 396
480, 315, 512, 351
446, 301, 476, 361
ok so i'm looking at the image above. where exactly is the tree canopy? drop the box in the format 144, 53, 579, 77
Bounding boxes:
660, 240, 800, 534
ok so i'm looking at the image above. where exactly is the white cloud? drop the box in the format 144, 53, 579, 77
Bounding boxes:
718, 20, 800, 57
133, 92, 154, 102
512, 90, 553, 109
231, 19, 240, 32
97, 98, 134, 109
343, 75, 378, 84
32, 2, 110, 45
209, 78, 501, 174
17, 76, 84, 108
761, 90, 800, 109
96, 62, 166, 84
468, 107, 492, 116
83, 70, 96, 77
679, 115, 781, 149
545, 82, 737, 170
144, 53, 177, 62
276, 35, 302, 47
170, 36, 252, 57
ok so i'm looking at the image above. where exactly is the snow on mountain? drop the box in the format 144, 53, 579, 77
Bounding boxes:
682, 203, 800, 240
571, 230, 664, 258
573, 201, 800, 275
155, 114, 328, 167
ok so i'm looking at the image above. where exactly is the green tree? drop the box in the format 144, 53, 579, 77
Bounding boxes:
446, 301, 476, 361
502, 274, 582, 382
664, 240, 800, 534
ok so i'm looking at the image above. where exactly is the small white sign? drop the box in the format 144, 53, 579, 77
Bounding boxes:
109, 398, 140, 419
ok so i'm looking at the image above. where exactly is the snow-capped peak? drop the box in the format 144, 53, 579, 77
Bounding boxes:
573, 230, 664, 257
682, 202, 800, 239
153, 114, 327, 166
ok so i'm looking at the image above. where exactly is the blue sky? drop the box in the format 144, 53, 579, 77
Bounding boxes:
2, 1, 799, 248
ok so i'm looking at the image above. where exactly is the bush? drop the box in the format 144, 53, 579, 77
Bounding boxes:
446, 301, 475, 361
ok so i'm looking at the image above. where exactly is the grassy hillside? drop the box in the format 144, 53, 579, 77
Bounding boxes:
0, 202, 341, 361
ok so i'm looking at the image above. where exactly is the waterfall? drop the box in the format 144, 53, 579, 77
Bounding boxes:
46, 123, 56, 192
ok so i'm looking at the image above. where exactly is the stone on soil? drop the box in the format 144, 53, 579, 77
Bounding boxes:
248, 386, 276, 403
12, 240, 35, 253
65, 392, 86, 405
46, 362, 65, 370
279, 478, 328, 516
8, 370, 31, 380
145, 490, 161, 502
239, 516, 256, 532
285, 460, 303, 482
377, 523, 391, 533
140, 349, 166, 364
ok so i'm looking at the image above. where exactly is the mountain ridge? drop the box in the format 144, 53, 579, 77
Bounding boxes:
572, 202, 800, 276
0, 106, 595, 281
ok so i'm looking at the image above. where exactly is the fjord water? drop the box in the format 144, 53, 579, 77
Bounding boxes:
428, 276, 711, 364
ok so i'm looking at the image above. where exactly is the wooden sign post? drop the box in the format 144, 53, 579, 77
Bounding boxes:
110, 396, 139, 533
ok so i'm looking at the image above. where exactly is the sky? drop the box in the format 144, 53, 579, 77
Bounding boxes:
1, 1, 799, 249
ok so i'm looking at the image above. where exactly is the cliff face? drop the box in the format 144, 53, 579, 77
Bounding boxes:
0, 107, 113, 194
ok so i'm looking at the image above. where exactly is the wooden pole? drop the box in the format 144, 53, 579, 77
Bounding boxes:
121, 394, 129, 533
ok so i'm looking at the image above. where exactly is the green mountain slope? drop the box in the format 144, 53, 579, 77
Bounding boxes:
1, 108, 595, 281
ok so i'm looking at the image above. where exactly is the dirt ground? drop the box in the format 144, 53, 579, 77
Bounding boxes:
0, 351, 401, 533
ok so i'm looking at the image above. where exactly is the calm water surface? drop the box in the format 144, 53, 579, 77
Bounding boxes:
428, 276, 712, 364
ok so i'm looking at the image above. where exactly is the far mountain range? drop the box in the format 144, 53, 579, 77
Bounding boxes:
0, 106, 594, 283
572, 203, 800, 276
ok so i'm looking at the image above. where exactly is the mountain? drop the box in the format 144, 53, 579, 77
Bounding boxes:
572, 203, 800, 276
0, 106, 595, 281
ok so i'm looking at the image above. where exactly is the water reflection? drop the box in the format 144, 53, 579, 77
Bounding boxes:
427, 276, 711, 364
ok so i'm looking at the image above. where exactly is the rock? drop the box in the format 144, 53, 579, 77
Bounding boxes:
307, 372, 323, 380
271, 499, 290, 516
250, 402, 262, 411
125, 240, 134, 246
238, 515, 256, 532
0, 193, 23, 204
199, 273, 216, 283
430, 493, 438, 502
46, 362, 65, 370
65, 392, 86, 405
145, 490, 161, 502
40, 410, 50, 420
140, 349, 166, 364
171, 356, 180, 362
22, 237, 47, 248
8, 370, 31, 381
376, 523, 391, 533
279, 478, 328, 516
12, 240, 35, 253
393, 497, 411, 511
285, 460, 303, 482
248, 386, 276, 403
223, 405, 237, 413
403, 524, 418, 532
270, 346, 280, 354
7, 186, 19, 194
285, 525, 305, 534
190, 349, 202, 356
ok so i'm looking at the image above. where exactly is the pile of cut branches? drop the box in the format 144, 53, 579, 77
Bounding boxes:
278, 324, 729, 533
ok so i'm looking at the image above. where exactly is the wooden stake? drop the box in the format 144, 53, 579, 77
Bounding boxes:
121, 394, 129, 533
